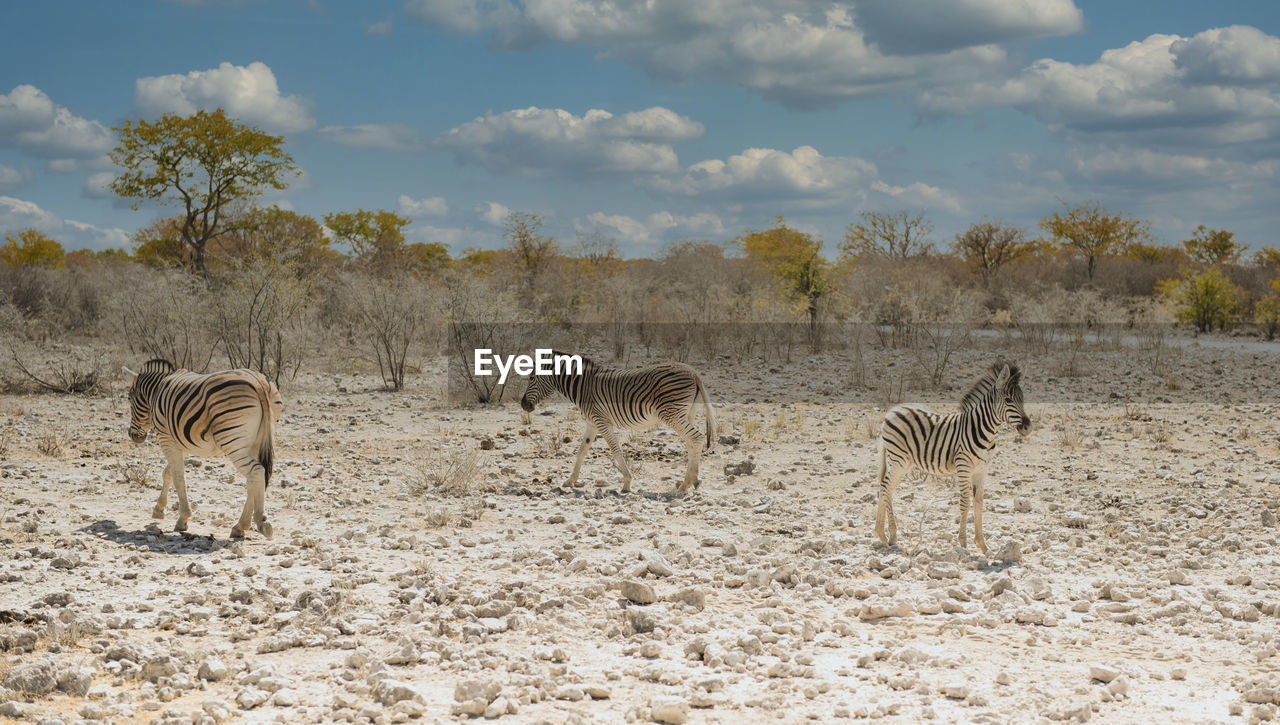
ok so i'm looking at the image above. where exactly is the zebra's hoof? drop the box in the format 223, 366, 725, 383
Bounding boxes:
174, 520, 188, 532
229, 527, 246, 540
151, 507, 165, 519
257, 521, 273, 539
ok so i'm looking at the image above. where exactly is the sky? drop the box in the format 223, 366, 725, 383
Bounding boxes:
1, 0, 1278, 258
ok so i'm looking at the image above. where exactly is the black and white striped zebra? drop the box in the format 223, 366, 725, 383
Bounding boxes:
520, 353, 716, 493
122, 359, 283, 539
874, 360, 1030, 554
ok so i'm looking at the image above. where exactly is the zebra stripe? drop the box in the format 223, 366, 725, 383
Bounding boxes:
520, 352, 716, 493
124, 358, 283, 540
874, 360, 1030, 554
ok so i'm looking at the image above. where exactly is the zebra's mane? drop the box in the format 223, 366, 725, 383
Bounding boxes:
551, 350, 596, 373
141, 358, 176, 376
959, 360, 1018, 411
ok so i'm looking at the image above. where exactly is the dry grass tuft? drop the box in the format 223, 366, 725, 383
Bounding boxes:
115, 460, 150, 488
408, 449, 485, 498
35, 432, 63, 458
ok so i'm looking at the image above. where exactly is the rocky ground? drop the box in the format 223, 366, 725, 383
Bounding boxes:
1, 337, 1279, 724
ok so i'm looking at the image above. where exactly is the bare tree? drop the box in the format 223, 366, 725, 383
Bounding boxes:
840, 211, 934, 261
504, 211, 558, 299
952, 219, 1036, 287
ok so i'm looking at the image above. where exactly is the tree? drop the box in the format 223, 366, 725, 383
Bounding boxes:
1255, 292, 1280, 340
735, 217, 832, 336
1159, 267, 1243, 333
223, 206, 336, 275
1126, 241, 1184, 265
110, 109, 298, 277
503, 211, 557, 296
131, 214, 191, 268
1182, 225, 1244, 265
839, 210, 934, 261
1039, 202, 1150, 282
323, 209, 411, 275
0, 229, 66, 268
66, 247, 131, 267
406, 242, 451, 277
1253, 247, 1280, 270
951, 219, 1035, 286
572, 231, 623, 278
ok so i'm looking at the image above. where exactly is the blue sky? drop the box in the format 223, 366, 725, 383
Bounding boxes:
1, 0, 1278, 257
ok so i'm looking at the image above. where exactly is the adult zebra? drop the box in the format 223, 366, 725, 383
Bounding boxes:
520, 353, 716, 493
874, 360, 1031, 554
122, 359, 283, 539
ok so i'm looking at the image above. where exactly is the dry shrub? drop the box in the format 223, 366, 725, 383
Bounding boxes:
115, 460, 150, 488
207, 258, 314, 386
0, 421, 13, 457
409, 449, 483, 498
445, 272, 529, 404
114, 268, 217, 371
5, 345, 105, 395
342, 272, 440, 391
36, 432, 63, 457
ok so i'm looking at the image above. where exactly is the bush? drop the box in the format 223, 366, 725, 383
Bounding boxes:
1254, 293, 1280, 340
113, 267, 218, 370
444, 272, 529, 404
207, 258, 313, 385
1160, 267, 1243, 333
344, 272, 440, 390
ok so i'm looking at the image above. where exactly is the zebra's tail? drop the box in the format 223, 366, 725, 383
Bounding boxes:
876, 436, 887, 491
698, 376, 717, 451
253, 378, 282, 489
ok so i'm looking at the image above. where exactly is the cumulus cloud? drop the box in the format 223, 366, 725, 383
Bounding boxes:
0, 85, 114, 159
134, 62, 315, 132
320, 123, 426, 150
437, 106, 702, 176
398, 194, 448, 217
870, 180, 965, 214
576, 210, 726, 250
364, 18, 393, 35
406, 0, 1083, 108
0, 195, 130, 250
917, 26, 1280, 157
642, 145, 878, 204
0, 164, 29, 191
82, 171, 117, 199
475, 201, 512, 226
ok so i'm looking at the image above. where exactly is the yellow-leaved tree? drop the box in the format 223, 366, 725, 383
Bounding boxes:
0, 228, 66, 269
734, 217, 831, 338
323, 209, 412, 275
110, 109, 298, 277
1039, 202, 1151, 282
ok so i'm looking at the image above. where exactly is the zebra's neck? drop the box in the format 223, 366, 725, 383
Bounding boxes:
961, 394, 1003, 452
552, 366, 595, 406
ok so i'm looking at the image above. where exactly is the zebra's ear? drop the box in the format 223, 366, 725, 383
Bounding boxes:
995, 362, 1012, 386
122, 365, 138, 383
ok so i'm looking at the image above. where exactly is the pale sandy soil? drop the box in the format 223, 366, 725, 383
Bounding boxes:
1, 337, 1279, 724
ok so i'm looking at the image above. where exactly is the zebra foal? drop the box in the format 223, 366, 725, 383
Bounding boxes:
520, 353, 716, 493
122, 359, 283, 539
874, 360, 1030, 554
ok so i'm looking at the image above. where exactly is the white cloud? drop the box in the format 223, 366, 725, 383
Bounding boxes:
406, 0, 1083, 108
438, 106, 702, 176
577, 210, 727, 246
82, 171, 117, 199
398, 194, 448, 217
854, 0, 1083, 55
642, 145, 878, 203
0, 195, 130, 250
320, 123, 426, 150
0, 164, 28, 191
475, 201, 512, 226
917, 26, 1280, 158
364, 18, 393, 35
134, 62, 315, 132
870, 180, 965, 214
0, 85, 114, 159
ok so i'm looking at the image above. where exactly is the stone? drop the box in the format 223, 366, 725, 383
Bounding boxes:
620, 580, 658, 605
374, 678, 426, 705
1089, 664, 1121, 683
198, 657, 229, 681
650, 695, 690, 724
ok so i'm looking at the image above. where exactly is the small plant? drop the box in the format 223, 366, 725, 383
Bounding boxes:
740, 417, 761, 442
408, 449, 483, 498
423, 506, 452, 529
116, 460, 150, 487
534, 425, 566, 458
0, 421, 13, 457
1055, 426, 1081, 451
36, 432, 63, 457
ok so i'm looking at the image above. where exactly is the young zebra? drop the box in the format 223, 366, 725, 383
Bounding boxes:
874, 360, 1030, 554
520, 353, 716, 493
122, 359, 284, 539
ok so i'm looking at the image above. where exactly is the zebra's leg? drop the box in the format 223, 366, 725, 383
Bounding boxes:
247, 461, 271, 539
971, 463, 988, 554
231, 463, 256, 539
665, 414, 703, 492
565, 425, 596, 487
956, 462, 973, 550
600, 426, 633, 493
168, 450, 192, 532
153, 459, 173, 519
877, 461, 909, 547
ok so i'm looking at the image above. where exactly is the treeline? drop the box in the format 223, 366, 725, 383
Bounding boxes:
2, 108, 1279, 396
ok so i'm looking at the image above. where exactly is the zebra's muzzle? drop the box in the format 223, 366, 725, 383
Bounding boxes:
128, 428, 147, 444
520, 399, 535, 413
1016, 419, 1032, 435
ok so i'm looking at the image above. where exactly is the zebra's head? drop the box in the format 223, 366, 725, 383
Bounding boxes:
1000, 362, 1031, 435
122, 359, 175, 444
520, 374, 555, 413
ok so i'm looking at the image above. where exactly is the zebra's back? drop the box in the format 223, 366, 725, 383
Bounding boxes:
151, 369, 281, 458
584, 362, 702, 430
881, 404, 968, 475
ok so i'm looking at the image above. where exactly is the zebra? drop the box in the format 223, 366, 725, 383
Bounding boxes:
520, 352, 716, 493
122, 359, 283, 539
874, 360, 1030, 554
